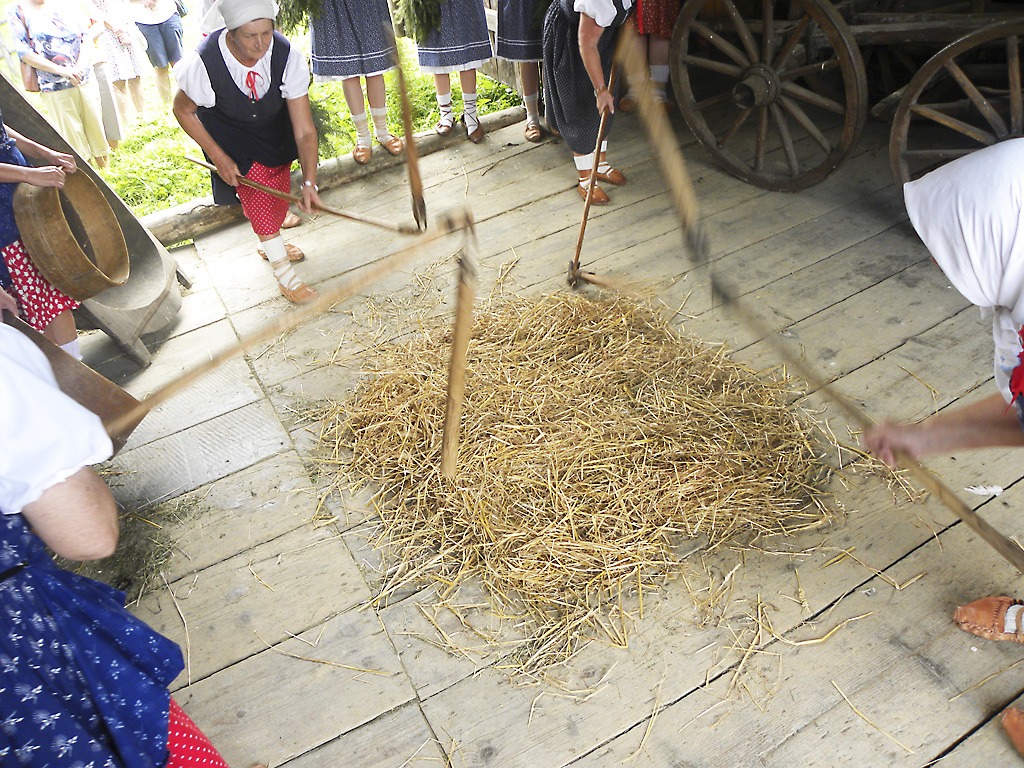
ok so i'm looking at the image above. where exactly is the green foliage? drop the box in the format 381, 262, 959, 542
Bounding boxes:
395, 0, 443, 45
99, 38, 522, 216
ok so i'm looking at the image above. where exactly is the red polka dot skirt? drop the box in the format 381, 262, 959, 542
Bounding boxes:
166, 697, 230, 768
236, 161, 292, 236
1, 238, 79, 332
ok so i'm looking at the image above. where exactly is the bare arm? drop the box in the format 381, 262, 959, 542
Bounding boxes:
172, 88, 241, 186
864, 392, 1024, 467
0, 123, 76, 187
20, 466, 118, 561
578, 13, 614, 116
286, 95, 323, 214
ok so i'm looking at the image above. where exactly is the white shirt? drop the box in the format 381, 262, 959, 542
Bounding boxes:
574, 0, 633, 28
0, 325, 112, 515
904, 138, 1024, 400
173, 30, 310, 107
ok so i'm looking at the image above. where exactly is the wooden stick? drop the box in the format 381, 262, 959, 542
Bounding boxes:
441, 228, 478, 479
569, 65, 619, 285
614, 27, 1024, 574
389, 25, 427, 230
185, 156, 421, 235
106, 208, 475, 438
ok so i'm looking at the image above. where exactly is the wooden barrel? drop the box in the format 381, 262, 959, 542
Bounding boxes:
13, 169, 129, 301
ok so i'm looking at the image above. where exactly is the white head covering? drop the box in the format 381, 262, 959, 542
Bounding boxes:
903, 138, 1024, 401
212, 0, 277, 30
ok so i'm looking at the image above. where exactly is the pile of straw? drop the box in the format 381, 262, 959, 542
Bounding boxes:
318, 293, 836, 673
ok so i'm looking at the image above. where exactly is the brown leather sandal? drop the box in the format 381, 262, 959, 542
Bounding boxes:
378, 135, 404, 156
524, 121, 543, 142
577, 182, 609, 206
1004, 708, 1024, 757
953, 596, 1024, 642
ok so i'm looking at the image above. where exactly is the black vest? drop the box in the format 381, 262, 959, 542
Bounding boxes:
197, 29, 299, 205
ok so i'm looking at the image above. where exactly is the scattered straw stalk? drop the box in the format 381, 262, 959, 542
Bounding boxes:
317, 293, 836, 673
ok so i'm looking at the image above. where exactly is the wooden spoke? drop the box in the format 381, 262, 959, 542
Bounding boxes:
1008, 36, 1022, 134
778, 57, 842, 83
761, 0, 774, 66
678, 53, 744, 78
780, 95, 833, 154
900, 148, 978, 163
696, 90, 735, 110
943, 58, 1008, 138
910, 103, 997, 145
770, 103, 800, 176
722, 0, 760, 64
691, 19, 751, 68
716, 106, 753, 150
754, 106, 769, 172
779, 81, 847, 115
772, 13, 811, 71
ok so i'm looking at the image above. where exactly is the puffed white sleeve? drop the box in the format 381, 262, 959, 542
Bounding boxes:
573, 0, 619, 27
0, 326, 112, 515
281, 45, 311, 100
173, 49, 217, 108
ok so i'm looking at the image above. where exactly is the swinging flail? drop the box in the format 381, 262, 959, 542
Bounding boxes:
613, 26, 1024, 575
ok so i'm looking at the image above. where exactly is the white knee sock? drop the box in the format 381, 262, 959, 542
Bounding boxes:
60, 337, 81, 360
370, 107, 392, 142
1005, 604, 1024, 633
352, 111, 371, 147
597, 141, 613, 174
574, 153, 595, 184
261, 236, 302, 289
651, 65, 670, 101
524, 92, 540, 125
463, 90, 479, 132
436, 91, 453, 129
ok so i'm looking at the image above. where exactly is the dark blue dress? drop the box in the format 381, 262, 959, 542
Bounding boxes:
497, 0, 543, 62
310, 0, 397, 79
0, 512, 184, 766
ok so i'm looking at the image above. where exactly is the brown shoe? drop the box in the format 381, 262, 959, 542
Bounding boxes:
1004, 708, 1024, 757
378, 135, 404, 156
278, 278, 318, 305
595, 167, 627, 186
619, 93, 637, 113
461, 114, 485, 144
953, 596, 1024, 642
524, 121, 543, 142
258, 243, 305, 262
281, 211, 302, 229
352, 145, 372, 165
577, 182, 610, 206
435, 120, 453, 137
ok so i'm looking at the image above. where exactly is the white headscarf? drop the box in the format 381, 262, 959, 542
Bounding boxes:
903, 138, 1024, 401
208, 0, 277, 31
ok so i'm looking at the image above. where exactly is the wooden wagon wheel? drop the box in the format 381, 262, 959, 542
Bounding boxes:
670, 0, 868, 192
889, 19, 1024, 187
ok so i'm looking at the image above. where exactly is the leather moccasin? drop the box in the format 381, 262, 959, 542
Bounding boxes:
352, 145, 372, 165
279, 280, 318, 305
577, 183, 609, 205
379, 135, 404, 156
524, 121, 543, 142
1003, 708, 1024, 757
281, 211, 302, 229
435, 120, 453, 137
461, 114, 485, 144
953, 596, 1024, 642
258, 243, 305, 262
618, 93, 637, 113
595, 167, 627, 186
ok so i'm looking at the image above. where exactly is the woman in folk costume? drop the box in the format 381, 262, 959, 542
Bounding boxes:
405, 0, 493, 143
864, 138, 1024, 758
543, 0, 633, 205
0, 320, 247, 767
173, 0, 324, 305
496, 0, 544, 142
310, 0, 404, 165
619, 0, 679, 111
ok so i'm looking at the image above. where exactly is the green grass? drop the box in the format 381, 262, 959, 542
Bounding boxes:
99, 39, 520, 217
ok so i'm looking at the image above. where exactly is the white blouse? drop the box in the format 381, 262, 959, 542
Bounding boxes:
0, 325, 112, 516
574, 0, 634, 28
173, 31, 310, 108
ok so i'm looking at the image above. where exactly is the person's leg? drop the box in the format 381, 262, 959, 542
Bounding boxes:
1, 239, 81, 356
112, 79, 131, 126
596, 140, 626, 186
40, 89, 90, 160
127, 76, 145, 115
620, 32, 648, 112
43, 310, 77, 354
342, 77, 372, 163
520, 61, 542, 141
366, 74, 401, 155
573, 151, 609, 205
92, 62, 121, 150
75, 79, 111, 167
458, 68, 483, 142
434, 73, 454, 135
154, 66, 173, 104
649, 36, 671, 105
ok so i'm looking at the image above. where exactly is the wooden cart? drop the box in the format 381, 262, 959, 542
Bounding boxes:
669, 0, 1024, 191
